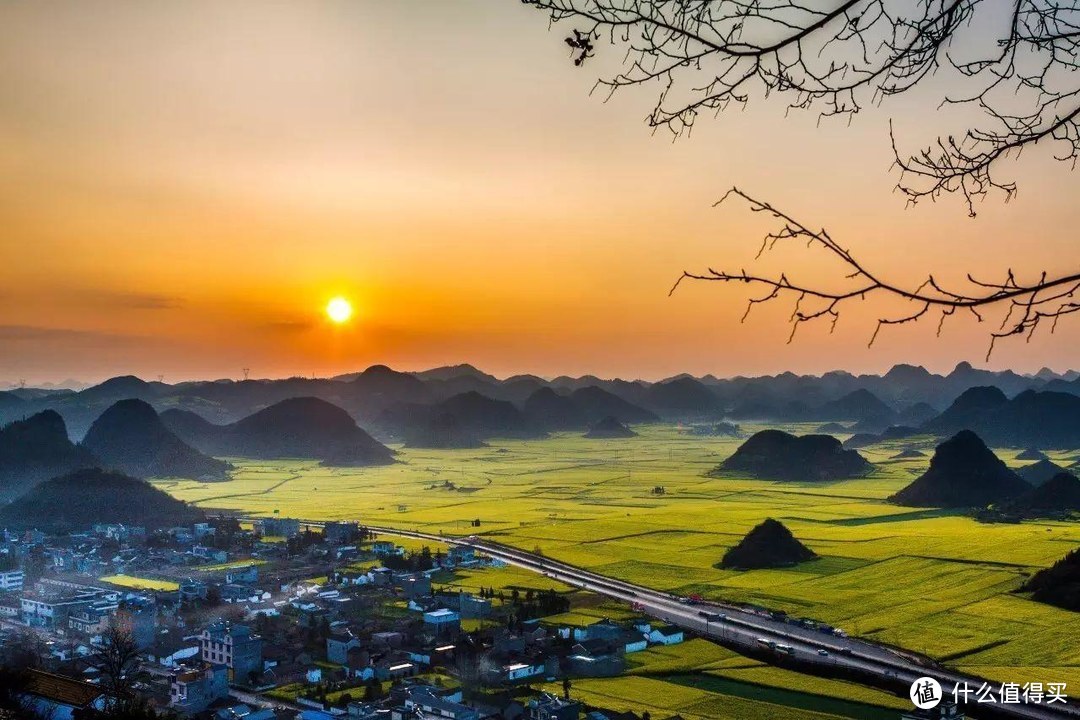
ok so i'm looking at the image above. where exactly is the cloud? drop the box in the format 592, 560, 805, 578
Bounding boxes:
70, 290, 185, 310
0, 324, 143, 346
262, 319, 315, 334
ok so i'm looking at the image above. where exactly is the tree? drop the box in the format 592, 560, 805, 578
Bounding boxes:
671, 188, 1080, 357
523, 0, 1080, 348
97, 616, 145, 715
523, 0, 1080, 213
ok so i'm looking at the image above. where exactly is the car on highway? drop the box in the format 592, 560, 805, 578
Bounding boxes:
817, 649, 829, 657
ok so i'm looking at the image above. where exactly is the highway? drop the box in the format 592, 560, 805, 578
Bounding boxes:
238, 516, 1079, 720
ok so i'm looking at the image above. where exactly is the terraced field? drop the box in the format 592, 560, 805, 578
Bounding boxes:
154, 423, 1080, 692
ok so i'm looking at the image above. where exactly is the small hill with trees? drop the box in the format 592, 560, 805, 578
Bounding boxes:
0, 410, 97, 499
890, 430, 1031, 507
715, 430, 872, 482
1018, 459, 1069, 487
523, 387, 588, 430
569, 386, 658, 424
0, 468, 205, 532
1019, 549, 1080, 612
720, 519, 817, 569
403, 412, 485, 449
82, 400, 231, 480
173, 397, 396, 466
583, 416, 637, 439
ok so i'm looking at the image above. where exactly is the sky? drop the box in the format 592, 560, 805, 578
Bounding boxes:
1, 0, 1078, 385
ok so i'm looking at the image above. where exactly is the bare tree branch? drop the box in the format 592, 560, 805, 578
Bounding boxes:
523, 0, 1080, 211
669, 188, 1080, 357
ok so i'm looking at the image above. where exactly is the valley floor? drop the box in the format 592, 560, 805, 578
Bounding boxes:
153, 423, 1080, 712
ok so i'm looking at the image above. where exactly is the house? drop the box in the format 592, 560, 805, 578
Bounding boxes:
403, 686, 480, 720
459, 593, 492, 620
445, 546, 477, 567
327, 628, 362, 664
255, 517, 301, 538
398, 573, 431, 599
170, 662, 229, 715
0, 569, 24, 591
645, 625, 684, 646
423, 608, 461, 638
226, 564, 260, 585
371, 541, 398, 555
323, 521, 359, 544
19, 669, 108, 720
200, 621, 263, 683
528, 693, 582, 720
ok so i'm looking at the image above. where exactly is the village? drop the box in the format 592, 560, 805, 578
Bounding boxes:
0, 516, 687, 720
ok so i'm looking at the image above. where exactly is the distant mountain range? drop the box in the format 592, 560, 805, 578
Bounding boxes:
5, 361, 1079, 441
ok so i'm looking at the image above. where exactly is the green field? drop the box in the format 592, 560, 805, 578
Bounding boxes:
153, 424, 1080, 694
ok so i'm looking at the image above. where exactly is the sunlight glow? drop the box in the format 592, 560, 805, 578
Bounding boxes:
325, 296, 353, 324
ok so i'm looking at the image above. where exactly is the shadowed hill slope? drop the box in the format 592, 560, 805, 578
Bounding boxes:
715, 430, 872, 482
0, 468, 204, 531
82, 400, 230, 480
890, 430, 1031, 507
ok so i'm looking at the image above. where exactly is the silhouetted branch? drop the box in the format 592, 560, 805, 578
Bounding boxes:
669, 188, 1080, 357
524, 0, 1080, 211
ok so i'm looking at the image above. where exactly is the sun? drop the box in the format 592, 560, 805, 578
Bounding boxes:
325, 296, 353, 324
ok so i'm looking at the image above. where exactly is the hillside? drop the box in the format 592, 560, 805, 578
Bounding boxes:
523, 387, 588, 430
583, 416, 637, 439
569, 386, 658, 424
643, 377, 721, 416
922, 386, 1008, 434
1015, 472, 1080, 513
0, 468, 204, 531
1017, 459, 1068, 487
924, 388, 1080, 448
818, 389, 896, 427
890, 430, 1031, 507
82, 400, 231, 480
719, 518, 817, 569
403, 412, 485, 449
182, 397, 396, 465
0, 410, 97, 499
715, 430, 872, 482
1019, 549, 1080, 612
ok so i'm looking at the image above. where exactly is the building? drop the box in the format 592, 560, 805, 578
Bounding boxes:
254, 517, 301, 538
403, 687, 479, 720
20, 669, 108, 720
0, 569, 24, 591
200, 621, 263, 683
327, 628, 362, 664
170, 662, 229, 715
20, 581, 117, 630
528, 694, 582, 720
225, 564, 259, 585
323, 521, 359, 544
423, 608, 461, 639
645, 625, 684, 646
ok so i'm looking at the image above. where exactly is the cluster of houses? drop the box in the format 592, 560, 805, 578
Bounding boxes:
0, 517, 687, 720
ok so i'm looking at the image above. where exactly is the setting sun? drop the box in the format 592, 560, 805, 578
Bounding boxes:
325, 296, 353, 324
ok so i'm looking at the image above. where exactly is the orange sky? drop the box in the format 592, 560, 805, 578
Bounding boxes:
1, 0, 1078, 385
